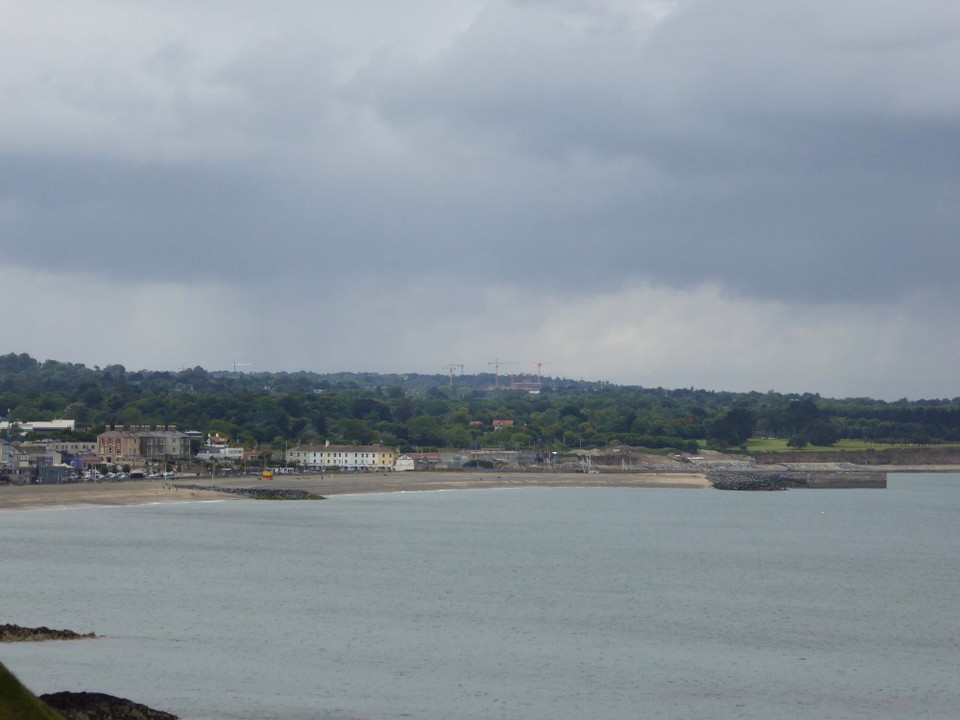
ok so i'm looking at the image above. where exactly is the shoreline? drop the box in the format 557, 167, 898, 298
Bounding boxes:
0, 471, 710, 511
0, 481, 236, 511
5, 464, 951, 511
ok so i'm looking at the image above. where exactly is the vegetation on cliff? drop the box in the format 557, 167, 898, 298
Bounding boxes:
0, 662, 177, 720
0, 661, 64, 720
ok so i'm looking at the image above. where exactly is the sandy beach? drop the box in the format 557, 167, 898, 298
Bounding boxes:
0, 471, 710, 510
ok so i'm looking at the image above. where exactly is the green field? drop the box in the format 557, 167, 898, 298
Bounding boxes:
744, 438, 960, 453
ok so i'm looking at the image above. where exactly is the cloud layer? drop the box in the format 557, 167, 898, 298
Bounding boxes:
2, 0, 958, 399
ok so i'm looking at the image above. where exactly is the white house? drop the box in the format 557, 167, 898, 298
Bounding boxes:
394, 455, 415, 472
196, 446, 245, 462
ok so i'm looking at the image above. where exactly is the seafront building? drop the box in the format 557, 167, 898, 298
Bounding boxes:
285, 443, 397, 471
96, 425, 191, 466
2, 422, 410, 481
196, 445, 245, 462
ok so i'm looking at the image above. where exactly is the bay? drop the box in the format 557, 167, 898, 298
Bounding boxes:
1, 474, 958, 719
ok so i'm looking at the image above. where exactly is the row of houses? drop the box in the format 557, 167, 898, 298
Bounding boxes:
282, 445, 563, 472
2, 421, 577, 482
284, 443, 398, 471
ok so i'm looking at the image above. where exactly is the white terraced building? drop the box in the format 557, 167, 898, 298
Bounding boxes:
285, 443, 397, 471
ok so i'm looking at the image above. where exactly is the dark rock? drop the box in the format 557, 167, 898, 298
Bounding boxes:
707, 471, 807, 491
0, 624, 96, 642
40, 691, 178, 720
173, 484, 325, 500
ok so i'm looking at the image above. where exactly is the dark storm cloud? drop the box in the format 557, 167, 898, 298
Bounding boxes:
3, 1, 959, 301
0, 153, 440, 285
350, 0, 960, 301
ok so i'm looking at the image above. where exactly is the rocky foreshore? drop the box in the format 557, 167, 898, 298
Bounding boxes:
0, 624, 96, 642
172, 483, 325, 500
39, 691, 178, 720
707, 471, 807, 491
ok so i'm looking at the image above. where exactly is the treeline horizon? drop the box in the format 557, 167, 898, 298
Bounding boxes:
2, 352, 960, 453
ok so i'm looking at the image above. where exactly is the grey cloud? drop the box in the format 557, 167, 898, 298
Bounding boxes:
5, 1, 960, 398
343, 0, 960, 300
3, 0, 959, 308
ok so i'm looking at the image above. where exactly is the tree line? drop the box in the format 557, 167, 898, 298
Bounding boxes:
2, 352, 960, 453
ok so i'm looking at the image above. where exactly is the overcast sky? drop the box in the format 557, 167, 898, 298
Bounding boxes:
3, 0, 959, 400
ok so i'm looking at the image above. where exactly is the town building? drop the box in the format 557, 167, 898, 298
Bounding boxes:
0, 419, 76, 435
196, 446, 245, 462
0, 443, 58, 482
46, 441, 98, 456
97, 425, 190, 465
285, 443, 397, 471
394, 454, 416, 472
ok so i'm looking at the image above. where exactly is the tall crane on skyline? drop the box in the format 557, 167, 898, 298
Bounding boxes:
443, 363, 465, 385
488, 357, 519, 388
534, 361, 550, 383
232, 362, 251, 373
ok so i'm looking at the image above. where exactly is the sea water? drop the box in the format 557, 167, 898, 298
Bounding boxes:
1, 475, 958, 720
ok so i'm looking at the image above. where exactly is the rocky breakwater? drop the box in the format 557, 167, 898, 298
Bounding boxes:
0, 624, 96, 642
173, 484, 325, 500
707, 470, 806, 491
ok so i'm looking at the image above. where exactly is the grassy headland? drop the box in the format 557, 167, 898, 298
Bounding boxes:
0, 661, 64, 720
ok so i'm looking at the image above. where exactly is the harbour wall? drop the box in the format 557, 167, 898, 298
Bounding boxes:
785, 470, 887, 489
753, 447, 960, 466
708, 469, 886, 490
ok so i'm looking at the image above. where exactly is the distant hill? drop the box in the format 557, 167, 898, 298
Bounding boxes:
3, 352, 960, 452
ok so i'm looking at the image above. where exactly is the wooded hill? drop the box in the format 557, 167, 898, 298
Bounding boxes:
2, 353, 959, 454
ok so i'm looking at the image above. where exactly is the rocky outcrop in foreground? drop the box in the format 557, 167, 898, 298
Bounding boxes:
2, 644, 177, 719
40, 691, 178, 720
0, 624, 96, 642
0, 661, 64, 720
707, 471, 807, 491
173, 484, 325, 500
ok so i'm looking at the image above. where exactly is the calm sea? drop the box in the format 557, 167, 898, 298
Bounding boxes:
1, 475, 958, 720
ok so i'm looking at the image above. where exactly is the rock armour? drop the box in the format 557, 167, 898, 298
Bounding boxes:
707, 471, 807, 491
173, 484, 325, 500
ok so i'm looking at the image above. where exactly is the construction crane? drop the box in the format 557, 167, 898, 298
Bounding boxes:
500, 360, 551, 393
232, 362, 251, 373
442, 363, 465, 386
487, 357, 519, 388
533, 361, 550, 383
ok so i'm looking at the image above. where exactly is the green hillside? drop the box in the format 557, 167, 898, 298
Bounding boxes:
0, 661, 63, 720
5, 351, 960, 453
